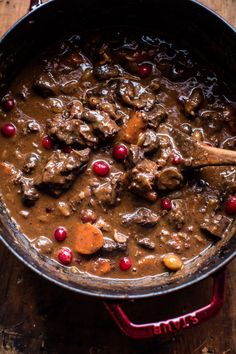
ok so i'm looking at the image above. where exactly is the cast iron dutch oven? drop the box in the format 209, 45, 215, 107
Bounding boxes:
0, 0, 236, 339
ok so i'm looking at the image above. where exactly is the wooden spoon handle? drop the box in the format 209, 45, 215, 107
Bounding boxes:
191, 144, 236, 168
167, 125, 236, 168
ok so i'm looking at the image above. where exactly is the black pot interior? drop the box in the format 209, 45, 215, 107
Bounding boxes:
0, 0, 235, 298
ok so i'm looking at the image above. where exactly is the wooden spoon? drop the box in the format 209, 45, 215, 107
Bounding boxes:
160, 125, 236, 168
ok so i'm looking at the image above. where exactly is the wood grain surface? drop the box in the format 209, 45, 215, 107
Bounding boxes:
0, 1, 235, 353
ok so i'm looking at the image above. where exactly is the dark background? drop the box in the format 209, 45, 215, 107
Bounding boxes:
0, 0, 235, 353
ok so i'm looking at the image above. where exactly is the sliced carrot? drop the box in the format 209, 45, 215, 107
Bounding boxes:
74, 223, 104, 255
119, 111, 146, 144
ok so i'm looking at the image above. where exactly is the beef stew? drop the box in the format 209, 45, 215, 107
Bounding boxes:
0, 30, 235, 279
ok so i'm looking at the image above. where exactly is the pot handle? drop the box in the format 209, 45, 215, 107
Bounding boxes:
29, 0, 43, 11
104, 270, 225, 339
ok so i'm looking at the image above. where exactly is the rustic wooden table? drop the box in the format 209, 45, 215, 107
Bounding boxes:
0, 1, 235, 353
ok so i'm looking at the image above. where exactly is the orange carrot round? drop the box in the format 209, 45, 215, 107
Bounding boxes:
74, 223, 104, 255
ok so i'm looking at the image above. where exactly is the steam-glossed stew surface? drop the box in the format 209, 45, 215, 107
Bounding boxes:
0, 30, 236, 279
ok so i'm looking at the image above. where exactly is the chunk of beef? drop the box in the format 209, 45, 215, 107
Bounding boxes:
137, 129, 159, 154
36, 149, 90, 196
129, 159, 157, 195
82, 109, 120, 140
117, 80, 155, 111
184, 88, 203, 117
146, 104, 167, 129
156, 167, 183, 190
136, 237, 155, 250
94, 64, 120, 80
102, 237, 127, 252
122, 207, 160, 227
92, 173, 124, 207
127, 145, 144, 167
19, 176, 39, 205
88, 96, 122, 121
34, 72, 59, 97
22, 153, 40, 174
167, 199, 185, 230
47, 114, 97, 147
200, 213, 232, 239
200, 110, 223, 132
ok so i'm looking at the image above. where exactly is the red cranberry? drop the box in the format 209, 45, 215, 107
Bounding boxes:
161, 198, 172, 211
119, 257, 132, 271
1, 123, 16, 137
58, 247, 73, 265
93, 160, 110, 177
113, 144, 128, 161
42, 136, 54, 150
80, 209, 97, 224
172, 154, 183, 165
138, 63, 152, 78
54, 227, 68, 242
2, 97, 15, 111
225, 195, 236, 215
